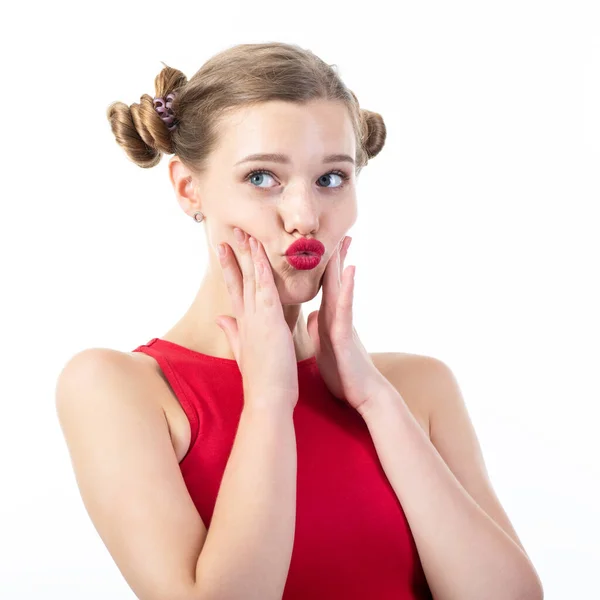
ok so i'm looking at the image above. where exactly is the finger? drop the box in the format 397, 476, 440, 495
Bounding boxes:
249, 235, 281, 312
337, 264, 355, 326
233, 227, 256, 314
340, 236, 352, 283
323, 238, 345, 311
334, 236, 352, 288
336, 236, 351, 287
337, 239, 344, 286
249, 235, 269, 294
217, 242, 244, 318
248, 235, 262, 293
215, 314, 240, 362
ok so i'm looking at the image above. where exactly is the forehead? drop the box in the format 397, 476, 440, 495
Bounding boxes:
214, 99, 356, 161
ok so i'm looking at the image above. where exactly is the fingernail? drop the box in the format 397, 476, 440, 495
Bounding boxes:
249, 236, 257, 253
217, 243, 225, 257
345, 236, 352, 251
234, 228, 245, 243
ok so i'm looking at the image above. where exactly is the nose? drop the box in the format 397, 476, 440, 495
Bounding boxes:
279, 186, 320, 234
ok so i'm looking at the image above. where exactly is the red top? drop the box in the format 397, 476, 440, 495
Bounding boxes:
132, 337, 432, 599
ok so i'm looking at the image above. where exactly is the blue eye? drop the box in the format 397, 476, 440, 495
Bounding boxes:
245, 169, 350, 190
247, 170, 276, 188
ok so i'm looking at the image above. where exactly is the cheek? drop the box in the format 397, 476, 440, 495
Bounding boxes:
207, 223, 237, 248
345, 203, 358, 229
326, 198, 357, 229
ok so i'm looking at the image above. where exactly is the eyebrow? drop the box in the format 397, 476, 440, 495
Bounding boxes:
234, 152, 355, 166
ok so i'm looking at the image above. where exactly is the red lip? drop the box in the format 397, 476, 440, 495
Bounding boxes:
284, 238, 325, 256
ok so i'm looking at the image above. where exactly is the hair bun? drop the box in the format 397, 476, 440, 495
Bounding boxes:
361, 109, 387, 160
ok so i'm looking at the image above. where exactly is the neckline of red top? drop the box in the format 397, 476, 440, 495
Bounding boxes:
148, 337, 318, 368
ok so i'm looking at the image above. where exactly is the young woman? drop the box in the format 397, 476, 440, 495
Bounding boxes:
56, 42, 543, 600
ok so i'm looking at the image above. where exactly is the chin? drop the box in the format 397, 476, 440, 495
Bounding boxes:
276, 276, 322, 305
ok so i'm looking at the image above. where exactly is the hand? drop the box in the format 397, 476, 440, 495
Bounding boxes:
307, 236, 392, 416
215, 227, 299, 411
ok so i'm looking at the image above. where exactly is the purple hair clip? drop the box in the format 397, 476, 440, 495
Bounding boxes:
153, 92, 177, 132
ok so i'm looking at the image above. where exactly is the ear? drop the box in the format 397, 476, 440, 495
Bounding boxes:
170, 157, 202, 218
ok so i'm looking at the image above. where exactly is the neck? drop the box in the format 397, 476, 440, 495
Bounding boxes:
161, 250, 316, 362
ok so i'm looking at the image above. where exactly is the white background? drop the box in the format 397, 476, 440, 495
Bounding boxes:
1, 1, 598, 598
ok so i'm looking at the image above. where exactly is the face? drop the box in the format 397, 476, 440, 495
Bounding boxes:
175, 99, 358, 304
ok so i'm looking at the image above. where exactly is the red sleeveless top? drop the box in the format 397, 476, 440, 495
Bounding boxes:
132, 337, 432, 599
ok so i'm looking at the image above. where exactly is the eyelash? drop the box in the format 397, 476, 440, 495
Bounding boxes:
244, 168, 350, 191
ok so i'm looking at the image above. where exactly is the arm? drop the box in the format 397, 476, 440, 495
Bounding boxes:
195, 400, 297, 599
56, 349, 296, 600
359, 357, 544, 600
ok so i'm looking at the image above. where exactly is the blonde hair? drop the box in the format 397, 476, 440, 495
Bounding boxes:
106, 42, 386, 176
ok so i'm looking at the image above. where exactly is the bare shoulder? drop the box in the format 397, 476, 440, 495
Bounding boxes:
58, 347, 163, 394
55, 348, 165, 417
55, 347, 142, 390
54, 347, 208, 599
369, 351, 440, 439
57, 348, 191, 463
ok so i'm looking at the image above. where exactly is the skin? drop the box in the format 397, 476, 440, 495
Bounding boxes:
163, 99, 359, 361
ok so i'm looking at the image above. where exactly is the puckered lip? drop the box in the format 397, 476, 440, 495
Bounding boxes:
284, 238, 325, 256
